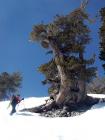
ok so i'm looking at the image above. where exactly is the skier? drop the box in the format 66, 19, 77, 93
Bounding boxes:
9, 94, 24, 115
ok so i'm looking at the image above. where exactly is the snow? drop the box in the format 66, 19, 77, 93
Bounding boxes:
0, 94, 105, 140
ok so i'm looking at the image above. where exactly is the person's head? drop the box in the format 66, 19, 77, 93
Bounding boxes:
17, 94, 20, 97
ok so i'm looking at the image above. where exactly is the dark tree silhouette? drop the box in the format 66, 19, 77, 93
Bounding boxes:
0, 72, 22, 100
99, 7, 105, 71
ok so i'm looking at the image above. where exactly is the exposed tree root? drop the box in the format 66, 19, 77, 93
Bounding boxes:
21, 95, 105, 117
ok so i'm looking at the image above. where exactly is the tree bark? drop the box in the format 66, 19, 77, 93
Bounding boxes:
50, 41, 70, 105
78, 52, 87, 102
78, 79, 86, 102
50, 41, 86, 106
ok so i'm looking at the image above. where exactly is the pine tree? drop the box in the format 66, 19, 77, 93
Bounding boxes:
30, 1, 96, 107
0, 72, 22, 100
99, 7, 105, 71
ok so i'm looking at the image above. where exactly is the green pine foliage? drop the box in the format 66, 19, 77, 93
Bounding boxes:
30, 6, 97, 96
0, 72, 22, 100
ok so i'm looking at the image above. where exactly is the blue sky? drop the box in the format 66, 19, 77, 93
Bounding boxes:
0, 0, 104, 97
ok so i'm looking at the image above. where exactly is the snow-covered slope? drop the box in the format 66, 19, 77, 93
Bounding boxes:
0, 94, 105, 140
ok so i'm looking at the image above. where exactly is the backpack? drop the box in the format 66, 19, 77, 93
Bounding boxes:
11, 96, 20, 105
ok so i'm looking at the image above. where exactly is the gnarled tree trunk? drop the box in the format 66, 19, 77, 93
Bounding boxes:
51, 42, 86, 106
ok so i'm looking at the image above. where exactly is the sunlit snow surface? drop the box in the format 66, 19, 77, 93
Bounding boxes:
0, 94, 105, 140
